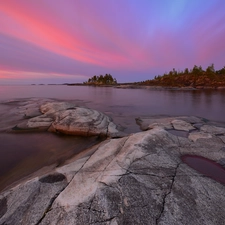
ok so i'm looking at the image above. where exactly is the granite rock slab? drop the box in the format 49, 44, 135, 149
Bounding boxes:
1, 119, 225, 224
3, 99, 124, 138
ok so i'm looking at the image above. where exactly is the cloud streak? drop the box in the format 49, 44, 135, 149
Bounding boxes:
0, 0, 225, 84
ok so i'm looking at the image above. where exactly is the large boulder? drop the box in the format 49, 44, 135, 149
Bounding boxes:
6, 99, 124, 138
49, 106, 120, 137
1, 118, 225, 225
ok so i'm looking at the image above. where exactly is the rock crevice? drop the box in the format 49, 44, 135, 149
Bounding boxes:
156, 163, 180, 224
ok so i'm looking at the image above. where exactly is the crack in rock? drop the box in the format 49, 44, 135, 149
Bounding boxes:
92, 137, 130, 184
106, 120, 110, 137
89, 216, 117, 224
36, 146, 100, 224
35, 186, 65, 225
156, 163, 180, 224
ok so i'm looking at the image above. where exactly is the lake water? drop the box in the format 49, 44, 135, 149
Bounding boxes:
0, 85, 225, 191
1, 85, 225, 126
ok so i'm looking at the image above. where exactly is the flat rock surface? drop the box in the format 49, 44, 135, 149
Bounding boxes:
1, 116, 225, 224
136, 116, 203, 131
171, 119, 195, 131
200, 124, 225, 135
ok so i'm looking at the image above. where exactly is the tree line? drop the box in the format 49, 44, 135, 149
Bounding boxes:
84, 74, 117, 85
140, 64, 225, 87
154, 64, 225, 80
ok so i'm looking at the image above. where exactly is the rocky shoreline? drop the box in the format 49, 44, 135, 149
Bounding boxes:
0, 99, 225, 224
115, 84, 225, 90
64, 83, 225, 90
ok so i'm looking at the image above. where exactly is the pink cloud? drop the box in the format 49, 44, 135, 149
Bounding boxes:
0, 0, 225, 84
0, 1, 135, 70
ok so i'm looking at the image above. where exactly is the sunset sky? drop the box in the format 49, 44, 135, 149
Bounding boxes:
0, 0, 225, 84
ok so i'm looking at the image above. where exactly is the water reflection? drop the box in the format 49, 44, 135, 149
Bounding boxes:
0, 85, 225, 191
181, 154, 225, 186
190, 90, 202, 108
1, 85, 225, 128
154, 89, 225, 122
0, 132, 100, 192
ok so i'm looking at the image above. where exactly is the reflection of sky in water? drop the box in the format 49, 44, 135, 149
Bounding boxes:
0, 85, 225, 126
0, 132, 99, 192
0, 85, 225, 191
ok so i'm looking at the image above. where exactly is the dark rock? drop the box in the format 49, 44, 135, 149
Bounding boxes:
39, 173, 66, 183
167, 129, 189, 138
0, 197, 7, 218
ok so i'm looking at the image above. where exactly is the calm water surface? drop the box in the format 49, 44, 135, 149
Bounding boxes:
0, 85, 225, 191
1, 85, 225, 124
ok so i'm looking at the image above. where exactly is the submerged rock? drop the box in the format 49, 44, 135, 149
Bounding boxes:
1, 117, 225, 224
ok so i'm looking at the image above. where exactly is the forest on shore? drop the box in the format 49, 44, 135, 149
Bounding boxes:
139, 64, 225, 88
83, 74, 117, 85
73, 64, 225, 88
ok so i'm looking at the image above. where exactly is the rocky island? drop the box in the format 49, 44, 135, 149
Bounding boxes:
0, 99, 225, 224
64, 65, 225, 91
138, 64, 225, 90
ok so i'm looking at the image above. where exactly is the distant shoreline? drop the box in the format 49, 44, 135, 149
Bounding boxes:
27, 82, 225, 90
61, 83, 225, 90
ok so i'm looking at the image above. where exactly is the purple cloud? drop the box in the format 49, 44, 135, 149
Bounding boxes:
0, 0, 225, 84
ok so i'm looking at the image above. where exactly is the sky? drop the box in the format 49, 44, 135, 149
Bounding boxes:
0, 0, 225, 84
